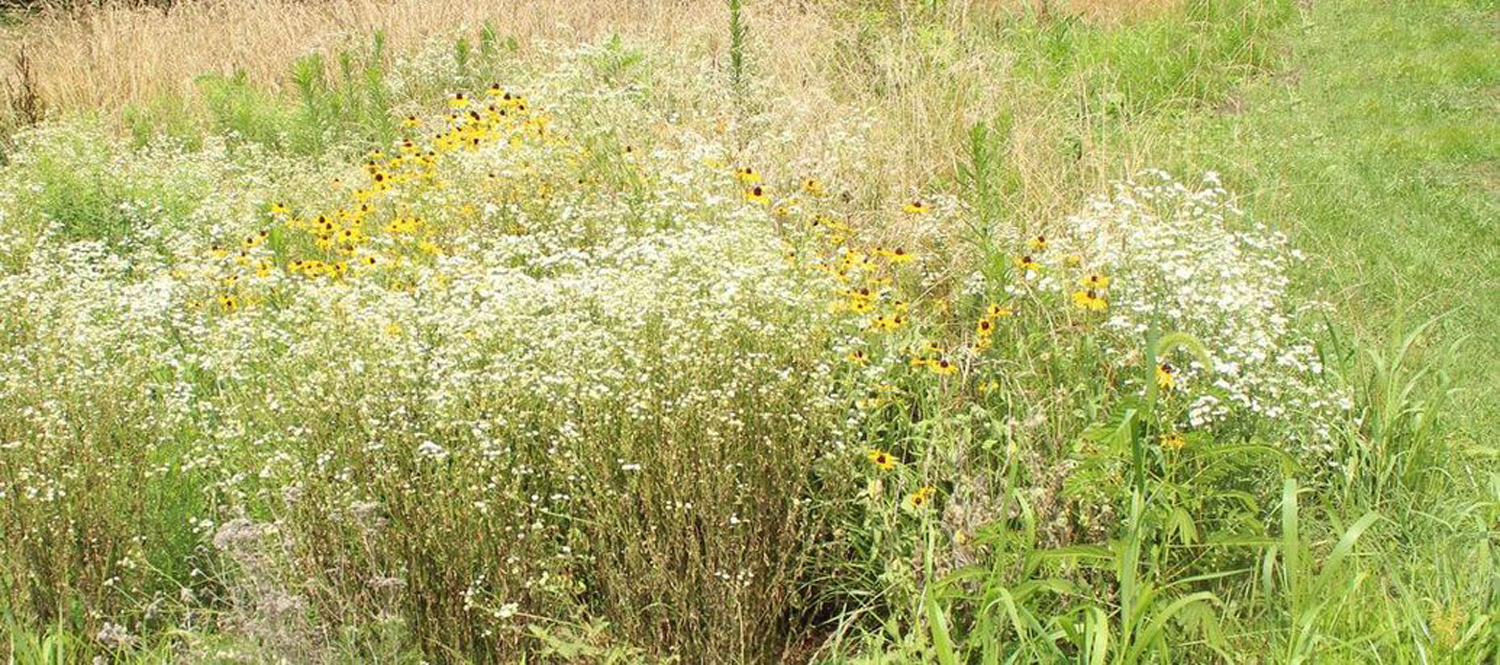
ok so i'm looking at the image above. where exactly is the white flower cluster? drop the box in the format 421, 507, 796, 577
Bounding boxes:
1059, 171, 1348, 452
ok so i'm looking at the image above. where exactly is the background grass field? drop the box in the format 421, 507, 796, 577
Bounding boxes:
1, 0, 1495, 662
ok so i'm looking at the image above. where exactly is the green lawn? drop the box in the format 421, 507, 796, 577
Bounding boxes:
1150, 0, 1499, 439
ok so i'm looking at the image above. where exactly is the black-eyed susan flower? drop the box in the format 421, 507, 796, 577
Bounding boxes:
1156, 363, 1176, 391
803, 178, 826, 196
450, 92, 470, 108
1015, 255, 1040, 273
976, 318, 994, 336
217, 294, 238, 312
903, 200, 929, 215
744, 185, 769, 205
1071, 289, 1107, 311
735, 167, 761, 184
1081, 273, 1112, 289
1028, 235, 1047, 251
986, 303, 1013, 318
847, 349, 869, 365
403, 115, 420, 128
270, 202, 289, 216
1161, 432, 1187, 451
878, 246, 915, 264
931, 358, 959, 375
905, 486, 936, 511
867, 449, 897, 472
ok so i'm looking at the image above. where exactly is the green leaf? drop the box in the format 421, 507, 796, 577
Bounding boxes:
926, 596, 958, 665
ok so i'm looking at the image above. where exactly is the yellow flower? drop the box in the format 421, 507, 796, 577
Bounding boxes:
867, 449, 897, 472
487, 82, 505, 98
1071, 289, 1107, 311
449, 92, 470, 108
1064, 253, 1083, 267
803, 178, 825, 195
744, 185, 770, 205
270, 202, 289, 216
905, 486, 936, 511
1161, 432, 1187, 451
217, 294, 238, 312
931, 358, 959, 375
403, 115, 420, 128
1015, 255, 1040, 273
902, 200, 929, 215
847, 349, 869, 365
735, 166, 761, 184
976, 318, 995, 336
1156, 363, 1176, 391
878, 246, 914, 264
986, 303, 1013, 318
1028, 234, 1047, 251
1081, 273, 1112, 289
870, 315, 898, 332
977, 379, 999, 394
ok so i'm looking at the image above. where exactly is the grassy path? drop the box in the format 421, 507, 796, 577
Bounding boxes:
1151, 0, 1499, 443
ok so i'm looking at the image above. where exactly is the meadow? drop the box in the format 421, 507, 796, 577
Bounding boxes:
0, 0, 1495, 662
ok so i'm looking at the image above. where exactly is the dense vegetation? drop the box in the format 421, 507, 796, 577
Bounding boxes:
0, 0, 1494, 662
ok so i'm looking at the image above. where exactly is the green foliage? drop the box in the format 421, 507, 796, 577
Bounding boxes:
1010, 0, 1294, 118
727, 0, 748, 99
122, 93, 203, 150
121, 28, 521, 158
583, 34, 648, 87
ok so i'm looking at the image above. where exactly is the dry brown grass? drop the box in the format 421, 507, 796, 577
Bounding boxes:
0, 0, 1171, 243
0, 0, 1178, 113
2, 0, 726, 110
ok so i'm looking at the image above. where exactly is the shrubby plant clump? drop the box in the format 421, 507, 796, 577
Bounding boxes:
0, 25, 1490, 665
